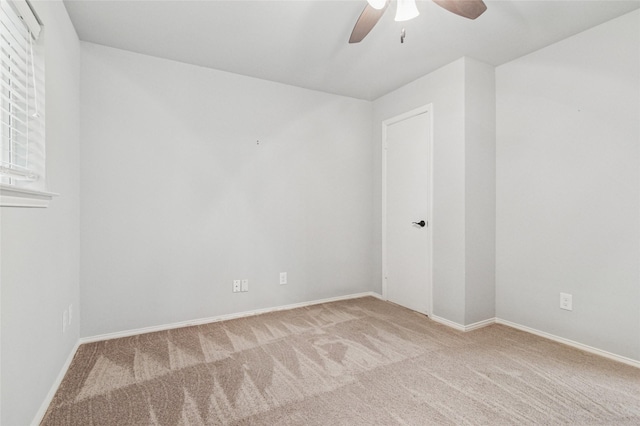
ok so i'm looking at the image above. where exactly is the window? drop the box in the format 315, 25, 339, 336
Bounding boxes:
0, 0, 52, 207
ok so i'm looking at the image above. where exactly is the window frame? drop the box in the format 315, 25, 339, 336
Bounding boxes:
0, 0, 54, 208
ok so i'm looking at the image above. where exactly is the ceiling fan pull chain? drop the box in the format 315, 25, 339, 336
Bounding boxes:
401, 28, 406, 43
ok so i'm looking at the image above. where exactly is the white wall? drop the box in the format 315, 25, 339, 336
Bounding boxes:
372, 57, 495, 326
80, 43, 373, 337
0, 1, 81, 424
496, 10, 640, 361
464, 58, 496, 324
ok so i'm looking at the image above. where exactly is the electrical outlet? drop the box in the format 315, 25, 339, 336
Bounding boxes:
280, 272, 287, 285
233, 280, 241, 293
68, 304, 73, 325
62, 309, 68, 333
560, 293, 573, 311
241, 279, 249, 292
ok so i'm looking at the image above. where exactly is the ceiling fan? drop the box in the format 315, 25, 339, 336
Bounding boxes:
349, 0, 487, 43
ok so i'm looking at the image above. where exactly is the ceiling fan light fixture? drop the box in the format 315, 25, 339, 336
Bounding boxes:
366, 0, 387, 10
395, 0, 419, 22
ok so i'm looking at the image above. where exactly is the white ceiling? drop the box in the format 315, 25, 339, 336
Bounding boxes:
62, 0, 640, 100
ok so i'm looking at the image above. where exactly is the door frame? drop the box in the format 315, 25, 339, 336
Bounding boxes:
381, 103, 434, 316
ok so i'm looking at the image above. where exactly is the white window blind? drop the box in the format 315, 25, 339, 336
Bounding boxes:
0, 0, 44, 188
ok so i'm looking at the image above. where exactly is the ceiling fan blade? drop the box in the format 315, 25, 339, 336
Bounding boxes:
349, 1, 390, 44
432, 0, 487, 20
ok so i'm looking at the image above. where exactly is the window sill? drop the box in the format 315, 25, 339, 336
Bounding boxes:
0, 184, 58, 208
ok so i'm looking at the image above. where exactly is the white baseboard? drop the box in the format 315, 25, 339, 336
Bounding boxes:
465, 317, 497, 331
429, 315, 639, 368
31, 340, 81, 426
430, 315, 496, 332
80, 291, 384, 344
429, 314, 466, 331
495, 318, 640, 369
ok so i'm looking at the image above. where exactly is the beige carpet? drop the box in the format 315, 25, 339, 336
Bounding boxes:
42, 297, 640, 425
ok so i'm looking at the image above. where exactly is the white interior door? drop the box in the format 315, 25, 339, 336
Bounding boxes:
384, 108, 431, 315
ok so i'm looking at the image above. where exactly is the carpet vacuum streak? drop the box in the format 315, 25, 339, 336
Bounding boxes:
41, 297, 640, 425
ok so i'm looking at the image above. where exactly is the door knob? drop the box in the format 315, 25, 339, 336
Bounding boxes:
412, 220, 426, 227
